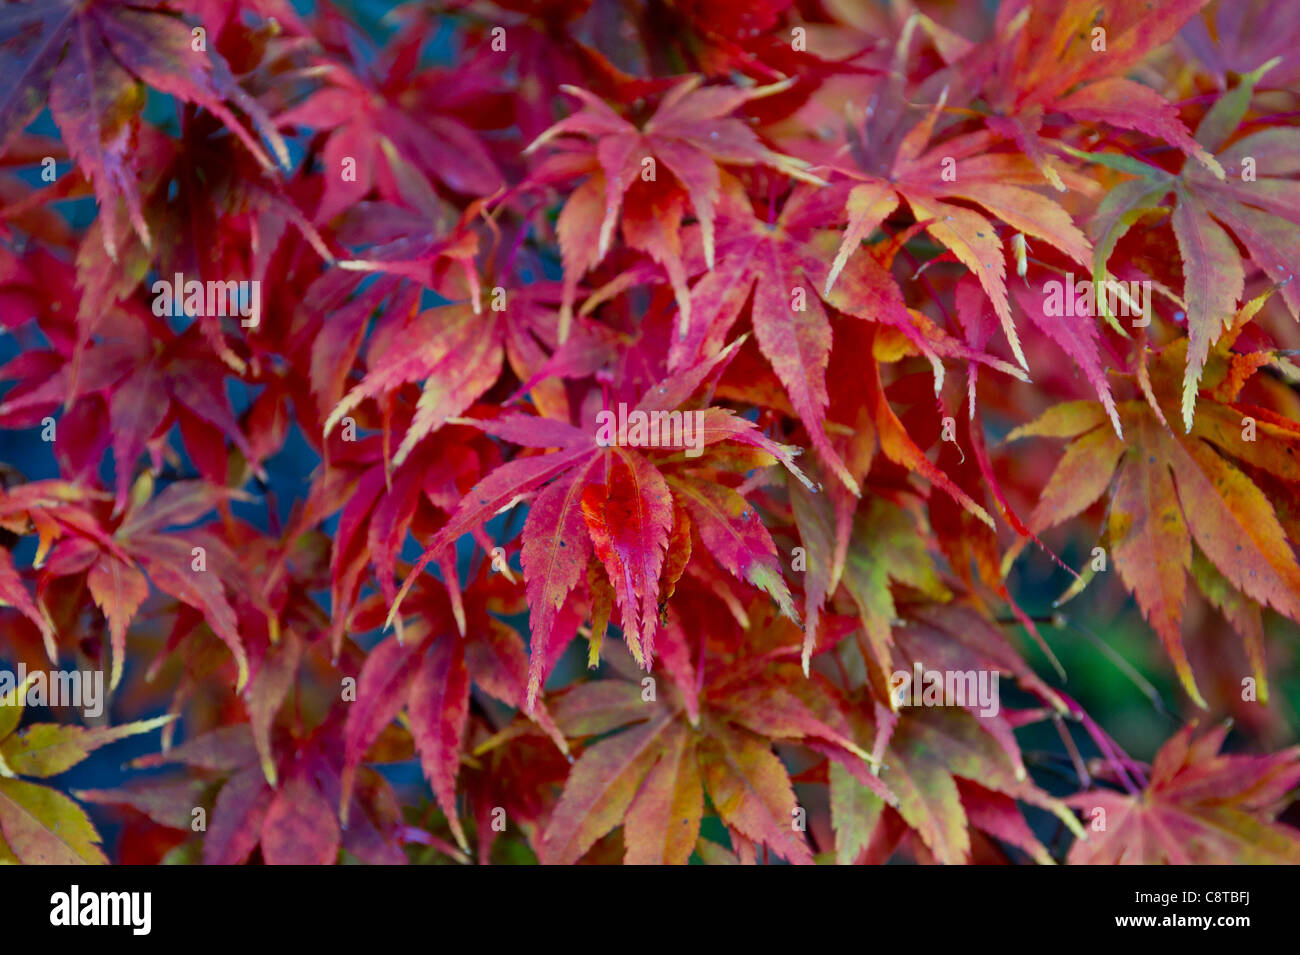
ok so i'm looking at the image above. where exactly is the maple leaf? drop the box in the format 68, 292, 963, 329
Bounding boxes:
882, 710, 1020, 865
0, 327, 269, 515
824, 696, 1081, 865
1068, 722, 1300, 863
964, 0, 1225, 186
816, 599, 1081, 864
126, 723, 407, 865
304, 420, 487, 654
669, 181, 1031, 494
0, 472, 254, 691
825, 89, 1095, 377
386, 382, 810, 708
322, 303, 504, 467
526, 75, 823, 336
1068, 57, 1297, 430
275, 29, 502, 223
108, 476, 254, 692
0, 674, 170, 864
1011, 339, 1300, 706
540, 604, 881, 864
671, 181, 872, 493
0, 0, 290, 259
1181, 0, 1300, 89
319, 280, 566, 470
339, 584, 569, 855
